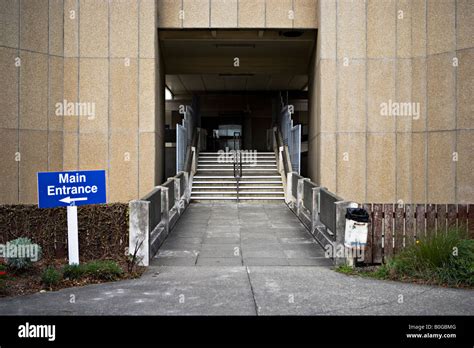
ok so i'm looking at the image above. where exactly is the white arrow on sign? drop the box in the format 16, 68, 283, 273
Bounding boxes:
59, 196, 88, 204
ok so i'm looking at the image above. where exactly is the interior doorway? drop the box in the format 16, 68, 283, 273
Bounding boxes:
160, 29, 315, 177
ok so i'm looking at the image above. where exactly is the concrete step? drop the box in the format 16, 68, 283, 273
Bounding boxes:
196, 168, 279, 172
192, 180, 283, 184
199, 153, 275, 156
198, 159, 276, 163
190, 196, 285, 200
192, 186, 283, 194
198, 155, 276, 158
191, 186, 283, 190
198, 158, 276, 162
198, 167, 278, 175
199, 152, 275, 155
198, 164, 277, 167
193, 175, 282, 179
191, 191, 284, 195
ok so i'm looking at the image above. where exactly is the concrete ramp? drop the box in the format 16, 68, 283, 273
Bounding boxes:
151, 201, 331, 267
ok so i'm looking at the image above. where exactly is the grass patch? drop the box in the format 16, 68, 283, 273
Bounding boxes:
335, 264, 354, 275
0, 258, 143, 298
335, 264, 389, 280
41, 267, 61, 287
63, 260, 123, 281
336, 228, 473, 288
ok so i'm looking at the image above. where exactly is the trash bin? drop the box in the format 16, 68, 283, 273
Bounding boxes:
344, 208, 370, 248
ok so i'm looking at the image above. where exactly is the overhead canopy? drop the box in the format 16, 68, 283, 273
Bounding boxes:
160, 29, 316, 93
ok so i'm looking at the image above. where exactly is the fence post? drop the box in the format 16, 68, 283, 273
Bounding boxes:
175, 177, 181, 215
296, 178, 304, 217
184, 171, 190, 204
191, 146, 197, 173
161, 187, 170, 236
129, 200, 150, 267
334, 201, 358, 266
311, 187, 321, 234
286, 172, 293, 205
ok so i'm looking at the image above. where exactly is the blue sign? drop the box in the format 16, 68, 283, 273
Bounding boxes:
37, 170, 107, 208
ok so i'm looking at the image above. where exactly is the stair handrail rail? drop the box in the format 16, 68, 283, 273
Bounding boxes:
184, 127, 203, 201
273, 126, 292, 176
232, 132, 243, 202
272, 126, 293, 202
184, 127, 200, 174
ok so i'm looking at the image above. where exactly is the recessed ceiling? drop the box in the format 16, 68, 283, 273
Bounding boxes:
160, 29, 316, 93
166, 74, 308, 93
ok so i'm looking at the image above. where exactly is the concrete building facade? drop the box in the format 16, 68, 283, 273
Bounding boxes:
0, 0, 472, 204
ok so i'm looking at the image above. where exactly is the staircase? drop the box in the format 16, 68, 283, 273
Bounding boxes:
190, 151, 285, 201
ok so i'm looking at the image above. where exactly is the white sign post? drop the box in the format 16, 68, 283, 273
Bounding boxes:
67, 205, 80, 265
37, 170, 107, 266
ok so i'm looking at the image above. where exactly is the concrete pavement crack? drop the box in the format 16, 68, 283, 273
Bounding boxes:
245, 266, 260, 316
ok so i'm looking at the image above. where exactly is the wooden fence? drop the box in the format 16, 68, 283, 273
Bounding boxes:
361, 203, 474, 264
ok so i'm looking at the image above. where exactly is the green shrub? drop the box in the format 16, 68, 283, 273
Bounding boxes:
84, 260, 123, 280
384, 229, 473, 287
62, 260, 123, 281
62, 264, 86, 280
41, 267, 61, 287
336, 264, 355, 275
5, 237, 42, 271
437, 239, 474, 286
371, 264, 390, 279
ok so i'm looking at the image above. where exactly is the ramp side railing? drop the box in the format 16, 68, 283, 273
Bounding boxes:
129, 126, 204, 266
272, 126, 358, 265
285, 172, 358, 265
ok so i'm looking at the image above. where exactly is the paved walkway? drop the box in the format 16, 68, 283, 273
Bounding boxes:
153, 202, 331, 267
0, 202, 472, 315
0, 265, 472, 315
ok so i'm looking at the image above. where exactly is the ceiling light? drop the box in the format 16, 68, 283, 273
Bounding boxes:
280, 30, 304, 38
215, 44, 256, 48
219, 73, 254, 77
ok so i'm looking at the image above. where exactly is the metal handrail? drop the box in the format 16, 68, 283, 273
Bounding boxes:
184, 128, 199, 174
232, 132, 242, 202
272, 126, 293, 200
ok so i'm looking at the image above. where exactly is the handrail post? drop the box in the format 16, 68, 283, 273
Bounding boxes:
286, 172, 292, 204
161, 187, 170, 236
191, 146, 197, 173
296, 178, 305, 217
311, 187, 321, 234
184, 171, 190, 204
174, 178, 181, 215
129, 200, 150, 266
